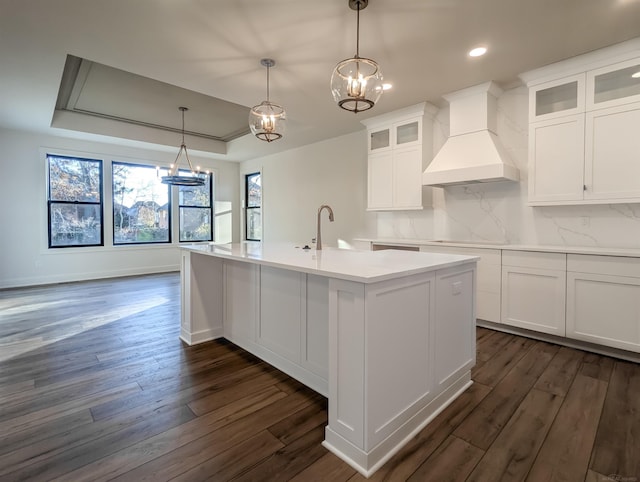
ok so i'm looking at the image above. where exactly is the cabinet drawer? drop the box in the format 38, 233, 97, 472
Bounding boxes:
502, 250, 566, 270
567, 254, 640, 277
421, 246, 501, 265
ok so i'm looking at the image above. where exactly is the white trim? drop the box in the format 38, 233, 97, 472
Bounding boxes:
0, 265, 179, 290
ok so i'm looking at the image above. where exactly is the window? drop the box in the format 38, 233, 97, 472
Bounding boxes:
47, 154, 103, 248
112, 162, 170, 244
245, 172, 261, 241
179, 170, 213, 242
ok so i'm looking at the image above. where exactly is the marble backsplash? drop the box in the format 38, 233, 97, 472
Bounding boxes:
371, 85, 640, 250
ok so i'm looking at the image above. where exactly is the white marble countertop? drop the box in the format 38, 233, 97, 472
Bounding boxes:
356, 238, 640, 258
182, 242, 478, 284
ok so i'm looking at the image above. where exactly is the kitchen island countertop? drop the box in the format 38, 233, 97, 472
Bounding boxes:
182, 242, 478, 284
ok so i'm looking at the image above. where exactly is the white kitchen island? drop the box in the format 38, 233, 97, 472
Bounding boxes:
180, 242, 477, 477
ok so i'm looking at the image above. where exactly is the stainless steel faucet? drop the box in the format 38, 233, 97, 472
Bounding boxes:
316, 205, 334, 250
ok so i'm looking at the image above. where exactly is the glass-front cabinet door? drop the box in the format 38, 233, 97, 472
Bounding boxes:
395, 119, 421, 147
368, 127, 391, 153
587, 58, 640, 110
529, 74, 586, 123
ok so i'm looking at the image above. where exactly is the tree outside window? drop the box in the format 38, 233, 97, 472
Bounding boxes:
245, 172, 261, 241
47, 155, 103, 247
179, 170, 213, 242
112, 162, 170, 244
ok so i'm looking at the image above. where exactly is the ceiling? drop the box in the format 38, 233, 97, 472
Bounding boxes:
1, 0, 640, 162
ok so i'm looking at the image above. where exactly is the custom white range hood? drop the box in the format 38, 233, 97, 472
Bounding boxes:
423, 81, 519, 187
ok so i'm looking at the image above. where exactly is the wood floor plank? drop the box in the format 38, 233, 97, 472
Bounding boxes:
407, 434, 484, 481
348, 382, 491, 482
231, 424, 328, 482
580, 352, 615, 382
467, 388, 563, 481
526, 373, 608, 482
0, 409, 94, 459
590, 360, 640, 479
3, 405, 196, 481
167, 430, 284, 482
455, 341, 558, 450
534, 346, 584, 396
267, 395, 328, 445
0, 382, 142, 436
472, 336, 538, 387
289, 453, 357, 482
54, 388, 313, 481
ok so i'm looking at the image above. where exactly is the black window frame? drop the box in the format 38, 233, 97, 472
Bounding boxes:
47, 154, 104, 249
112, 161, 172, 245
245, 172, 261, 241
178, 170, 214, 243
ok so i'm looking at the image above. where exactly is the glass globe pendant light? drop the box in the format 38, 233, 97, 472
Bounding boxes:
161, 106, 205, 186
331, 0, 383, 113
249, 59, 286, 142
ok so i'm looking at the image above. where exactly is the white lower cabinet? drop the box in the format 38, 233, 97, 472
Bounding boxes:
420, 245, 501, 323
567, 254, 640, 353
224, 261, 329, 395
501, 251, 567, 336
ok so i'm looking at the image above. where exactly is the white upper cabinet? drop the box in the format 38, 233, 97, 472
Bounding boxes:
522, 41, 640, 205
362, 103, 436, 211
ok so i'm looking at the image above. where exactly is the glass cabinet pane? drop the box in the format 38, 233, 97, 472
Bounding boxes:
536, 81, 578, 116
370, 129, 390, 150
594, 64, 640, 104
396, 121, 419, 145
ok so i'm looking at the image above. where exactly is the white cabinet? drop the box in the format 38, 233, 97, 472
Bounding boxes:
501, 251, 567, 336
528, 114, 585, 202
420, 245, 501, 323
584, 102, 640, 200
567, 254, 640, 353
524, 54, 640, 205
362, 103, 436, 211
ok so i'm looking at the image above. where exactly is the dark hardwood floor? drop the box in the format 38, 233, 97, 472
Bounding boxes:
0, 273, 638, 481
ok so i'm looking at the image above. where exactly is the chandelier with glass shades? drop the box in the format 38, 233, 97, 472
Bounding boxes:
330, 0, 383, 113
249, 58, 286, 142
161, 107, 206, 187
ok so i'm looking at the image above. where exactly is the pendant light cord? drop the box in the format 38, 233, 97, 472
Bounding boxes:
181, 107, 186, 145
355, 1, 360, 58
266, 64, 270, 103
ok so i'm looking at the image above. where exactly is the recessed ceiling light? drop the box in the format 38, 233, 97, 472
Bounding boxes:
468, 47, 487, 57
632, 71, 640, 78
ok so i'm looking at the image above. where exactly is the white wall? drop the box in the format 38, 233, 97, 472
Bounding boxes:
240, 131, 374, 248
0, 128, 240, 288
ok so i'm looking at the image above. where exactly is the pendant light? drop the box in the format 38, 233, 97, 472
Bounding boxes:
161, 107, 205, 186
249, 59, 286, 142
331, 0, 383, 113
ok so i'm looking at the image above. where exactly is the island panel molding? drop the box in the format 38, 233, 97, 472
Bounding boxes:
180, 243, 478, 476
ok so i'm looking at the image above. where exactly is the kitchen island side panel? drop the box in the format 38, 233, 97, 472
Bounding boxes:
180, 250, 224, 345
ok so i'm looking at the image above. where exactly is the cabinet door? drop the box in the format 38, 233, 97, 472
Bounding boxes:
368, 127, 391, 153
394, 118, 421, 148
586, 57, 640, 111
567, 271, 640, 353
501, 266, 566, 336
529, 74, 585, 123
392, 146, 422, 209
420, 245, 501, 323
367, 152, 393, 209
528, 114, 585, 204
258, 266, 302, 363
584, 102, 640, 201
